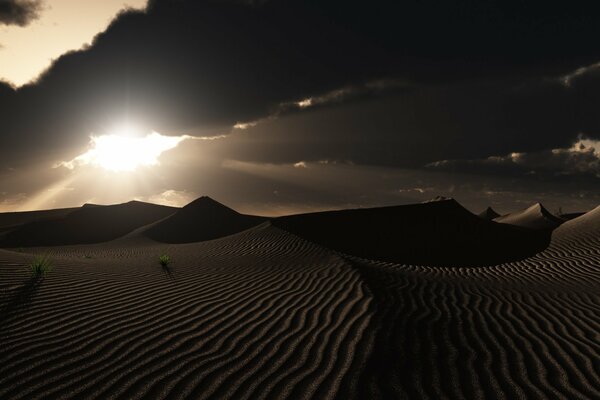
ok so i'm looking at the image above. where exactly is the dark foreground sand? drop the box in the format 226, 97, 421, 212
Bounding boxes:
1, 201, 599, 399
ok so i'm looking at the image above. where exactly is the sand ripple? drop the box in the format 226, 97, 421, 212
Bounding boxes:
1, 207, 600, 399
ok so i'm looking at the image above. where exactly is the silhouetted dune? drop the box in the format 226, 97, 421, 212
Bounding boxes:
0, 207, 79, 234
477, 206, 500, 220
143, 196, 266, 243
494, 202, 563, 229
81, 203, 104, 209
0, 202, 600, 399
273, 198, 551, 266
0, 201, 177, 247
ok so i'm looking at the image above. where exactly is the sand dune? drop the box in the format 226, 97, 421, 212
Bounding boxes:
143, 196, 266, 244
494, 202, 563, 230
349, 205, 600, 399
0, 201, 177, 247
1, 200, 600, 399
477, 206, 500, 220
0, 207, 78, 236
274, 198, 550, 266
559, 211, 586, 221
0, 225, 372, 400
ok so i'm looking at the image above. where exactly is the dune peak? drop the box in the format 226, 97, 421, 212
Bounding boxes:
143, 196, 265, 244
494, 202, 563, 230
478, 206, 501, 220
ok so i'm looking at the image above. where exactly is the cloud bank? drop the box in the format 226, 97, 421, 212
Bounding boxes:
427, 137, 600, 179
0, 0, 42, 26
0, 0, 599, 209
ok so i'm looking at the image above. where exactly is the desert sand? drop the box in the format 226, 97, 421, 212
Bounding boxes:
1, 197, 599, 399
493, 203, 564, 230
477, 206, 500, 220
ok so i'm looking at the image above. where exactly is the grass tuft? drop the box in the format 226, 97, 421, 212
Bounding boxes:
159, 254, 171, 267
29, 255, 53, 277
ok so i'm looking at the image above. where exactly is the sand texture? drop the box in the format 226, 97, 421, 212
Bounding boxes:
1, 199, 599, 399
494, 203, 564, 230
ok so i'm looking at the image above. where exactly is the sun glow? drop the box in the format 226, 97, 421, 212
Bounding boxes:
61, 132, 189, 172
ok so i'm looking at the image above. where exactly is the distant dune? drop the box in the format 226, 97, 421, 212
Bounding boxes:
494, 202, 564, 229
0, 207, 78, 235
274, 198, 550, 266
1, 199, 599, 399
143, 196, 266, 244
477, 206, 500, 220
0, 201, 177, 247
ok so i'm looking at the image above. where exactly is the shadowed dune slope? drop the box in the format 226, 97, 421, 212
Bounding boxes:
0, 201, 177, 247
477, 206, 500, 220
494, 203, 563, 230
351, 205, 600, 399
273, 199, 551, 267
0, 207, 79, 235
143, 196, 267, 243
0, 207, 599, 399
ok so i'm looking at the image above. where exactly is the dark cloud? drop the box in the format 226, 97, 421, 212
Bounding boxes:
0, 0, 42, 26
204, 75, 599, 170
2, 0, 600, 174
426, 137, 600, 180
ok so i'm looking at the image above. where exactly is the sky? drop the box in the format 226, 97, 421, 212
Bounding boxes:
0, 0, 599, 215
0, 0, 147, 86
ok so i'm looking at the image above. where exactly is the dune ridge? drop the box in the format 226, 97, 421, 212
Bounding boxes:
0, 201, 599, 399
477, 206, 500, 220
0, 201, 178, 247
273, 198, 551, 267
348, 205, 600, 399
0, 207, 79, 236
494, 203, 564, 230
143, 196, 266, 244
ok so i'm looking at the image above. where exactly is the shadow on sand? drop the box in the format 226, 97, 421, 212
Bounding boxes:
274, 199, 553, 267
161, 264, 175, 280
0, 276, 43, 330
348, 256, 531, 400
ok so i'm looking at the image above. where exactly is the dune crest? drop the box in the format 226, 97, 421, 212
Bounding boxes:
143, 196, 266, 243
494, 202, 563, 230
0, 201, 177, 247
1, 200, 600, 398
553, 205, 600, 241
477, 206, 500, 220
274, 198, 550, 267
0, 207, 78, 236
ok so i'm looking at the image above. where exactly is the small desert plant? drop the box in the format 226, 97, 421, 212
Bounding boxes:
29, 255, 53, 277
158, 254, 171, 267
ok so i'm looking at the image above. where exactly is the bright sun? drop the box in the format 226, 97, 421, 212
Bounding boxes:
61, 131, 189, 172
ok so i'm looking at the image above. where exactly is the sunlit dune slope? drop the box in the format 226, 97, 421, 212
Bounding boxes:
494, 203, 563, 230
